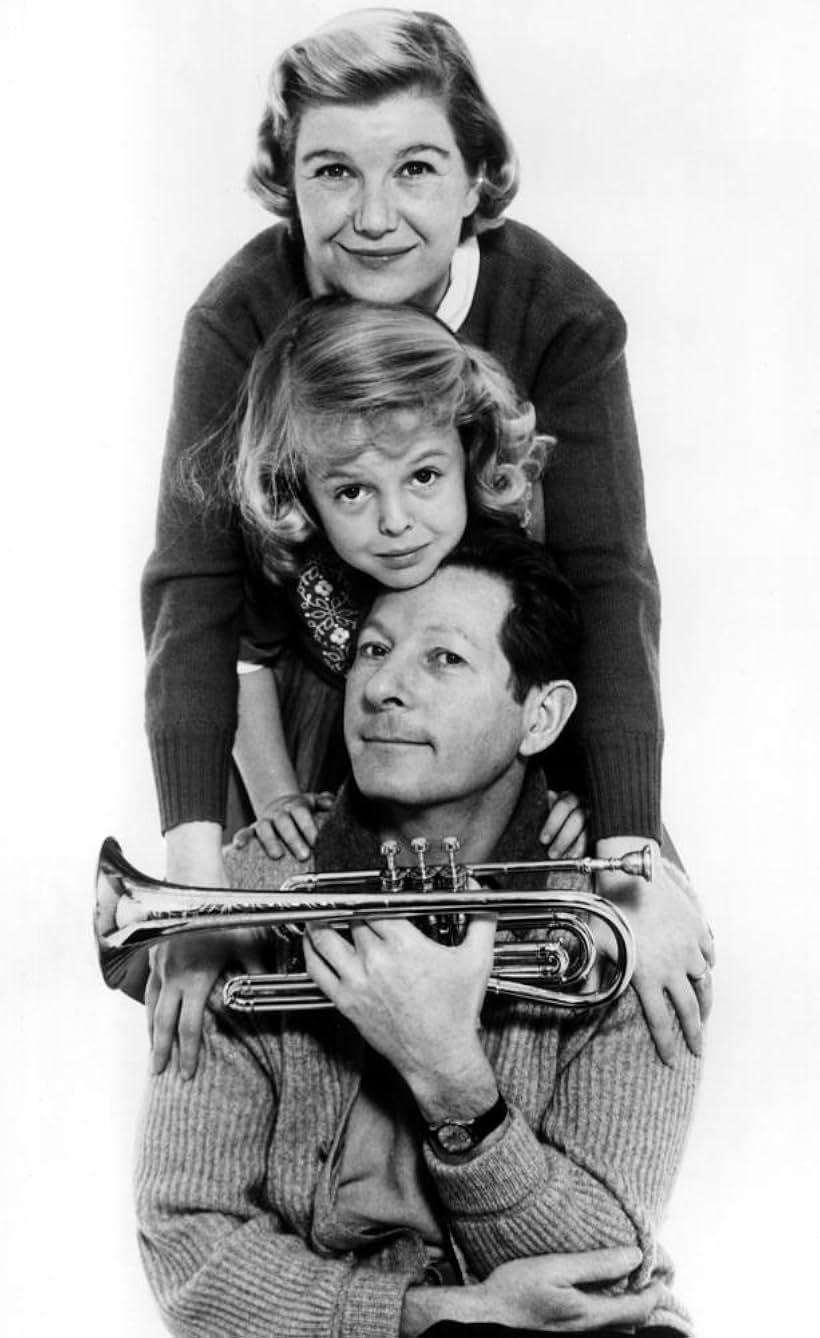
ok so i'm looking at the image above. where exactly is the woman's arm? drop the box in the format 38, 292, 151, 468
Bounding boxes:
142, 305, 254, 835
531, 296, 663, 844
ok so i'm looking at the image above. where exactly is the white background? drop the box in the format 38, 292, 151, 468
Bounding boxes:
3, 2, 819, 1334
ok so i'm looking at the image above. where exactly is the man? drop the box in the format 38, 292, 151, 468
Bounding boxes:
136, 531, 701, 1337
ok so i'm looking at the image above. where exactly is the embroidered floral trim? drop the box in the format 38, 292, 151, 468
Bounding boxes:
295, 545, 364, 678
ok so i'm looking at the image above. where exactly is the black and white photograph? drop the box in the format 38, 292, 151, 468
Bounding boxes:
4, 3, 818, 1335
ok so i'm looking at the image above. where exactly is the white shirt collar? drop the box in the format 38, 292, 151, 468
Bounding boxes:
435, 235, 480, 332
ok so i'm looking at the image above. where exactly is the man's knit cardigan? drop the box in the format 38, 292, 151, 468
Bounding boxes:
142, 220, 663, 841
135, 778, 698, 1337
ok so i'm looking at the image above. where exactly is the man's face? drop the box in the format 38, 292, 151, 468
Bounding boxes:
344, 565, 532, 808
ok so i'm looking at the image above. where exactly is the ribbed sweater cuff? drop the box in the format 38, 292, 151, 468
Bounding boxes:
148, 726, 235, 833
425, 1110, 545, 1215
337, 1269, 412, 1338
583, 732, 663, 844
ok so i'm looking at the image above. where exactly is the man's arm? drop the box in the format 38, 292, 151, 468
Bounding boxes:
425, 986, 700, 1282
304, 913, 698, 1290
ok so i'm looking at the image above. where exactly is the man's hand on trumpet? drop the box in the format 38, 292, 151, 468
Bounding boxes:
304, 913, 500, 1126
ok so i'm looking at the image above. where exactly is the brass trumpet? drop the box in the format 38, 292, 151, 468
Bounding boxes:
95, 836, 650, 1012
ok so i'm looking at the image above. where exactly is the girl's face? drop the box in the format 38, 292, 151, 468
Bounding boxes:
293, 90, 480, 310
305, 411, 468, 588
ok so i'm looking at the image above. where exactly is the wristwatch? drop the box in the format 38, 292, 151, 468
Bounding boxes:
426, 1092, 508, 1156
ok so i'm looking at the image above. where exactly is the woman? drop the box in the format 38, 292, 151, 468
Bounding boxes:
143, 9, 713, 1073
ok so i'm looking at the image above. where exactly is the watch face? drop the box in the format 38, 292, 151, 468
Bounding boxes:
435, 1122, 475, 1154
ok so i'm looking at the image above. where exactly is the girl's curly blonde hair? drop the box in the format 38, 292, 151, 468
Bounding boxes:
232, 296, 551, 582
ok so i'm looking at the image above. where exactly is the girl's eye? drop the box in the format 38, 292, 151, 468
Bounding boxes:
412, 468, 440, 486
398, 160, 435, 178
335, 484, 366, 502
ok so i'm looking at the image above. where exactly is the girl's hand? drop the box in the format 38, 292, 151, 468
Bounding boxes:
233, 791, 335, 861
539, 788, 588, 857
596, 837, 715, 1064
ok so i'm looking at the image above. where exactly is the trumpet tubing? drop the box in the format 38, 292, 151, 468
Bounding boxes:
95, 835, 648, 1012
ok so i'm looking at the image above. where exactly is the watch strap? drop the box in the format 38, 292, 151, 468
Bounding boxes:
427, 1091, 508, 1154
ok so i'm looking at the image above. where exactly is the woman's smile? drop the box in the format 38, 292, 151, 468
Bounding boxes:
295, 91, 480, 309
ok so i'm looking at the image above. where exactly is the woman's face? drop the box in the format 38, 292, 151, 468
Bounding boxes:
293, 90, 480, 310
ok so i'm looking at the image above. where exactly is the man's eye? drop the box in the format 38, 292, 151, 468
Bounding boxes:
358, 640, 389, 660
398, 160, 435, 178
412, 468, 440, 486
431, 649, 464, 668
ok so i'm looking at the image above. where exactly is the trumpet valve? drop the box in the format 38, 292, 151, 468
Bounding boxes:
442, 836, 464, 892
380, 840, 402, 892
410, 837, 432, 891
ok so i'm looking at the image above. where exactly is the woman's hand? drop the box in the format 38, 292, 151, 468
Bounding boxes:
596, 836, 715, 1064
539, 788, 588, 858
233, 791, 335, 862
148, 822, 234, 1079
146, 933, 231, 1079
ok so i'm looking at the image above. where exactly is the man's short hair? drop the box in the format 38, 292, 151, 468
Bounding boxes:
440, 525, 581, 700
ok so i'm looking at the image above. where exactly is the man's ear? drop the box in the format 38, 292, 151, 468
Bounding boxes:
518, 680, 577, 759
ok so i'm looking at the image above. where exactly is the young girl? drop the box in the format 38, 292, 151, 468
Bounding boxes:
226, 296, 584, 864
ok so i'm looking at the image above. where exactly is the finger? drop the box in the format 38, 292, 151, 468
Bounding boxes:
253, 820, 284, 860
690, 966, 714, 1022
667, 977, 703, 1057
144, 968, 160, 1042
271, 813, 310, 861
177, 987, 208, 1080
576, 1281, 662, 1331
303, 930, 346, 1000
289, 806, 318, 847
701, 926, 717, 966
549, 1245, 642, 1287
566, 833, 587, 858
150, 989, 182, 1075
232, 827, 251, 849
635, 983, 677, 1067
546, 807, 587, 856
305, 925, 358, 973
313, 792, 336, 810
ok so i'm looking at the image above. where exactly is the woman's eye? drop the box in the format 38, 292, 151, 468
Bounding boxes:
315, 163, 351, 180
398, 160, 435, 178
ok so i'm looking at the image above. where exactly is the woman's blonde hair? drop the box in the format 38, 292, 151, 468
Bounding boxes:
248, 8, 518, 238
233, 297, 550, 580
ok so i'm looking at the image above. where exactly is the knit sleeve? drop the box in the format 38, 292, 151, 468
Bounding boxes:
135, 1005, 413, 1338
532, 301, 663, 841
425, 990, 699, 1284
141, 305, 256, 832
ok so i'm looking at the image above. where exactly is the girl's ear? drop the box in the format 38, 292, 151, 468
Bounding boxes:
518, 680, 577, 758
